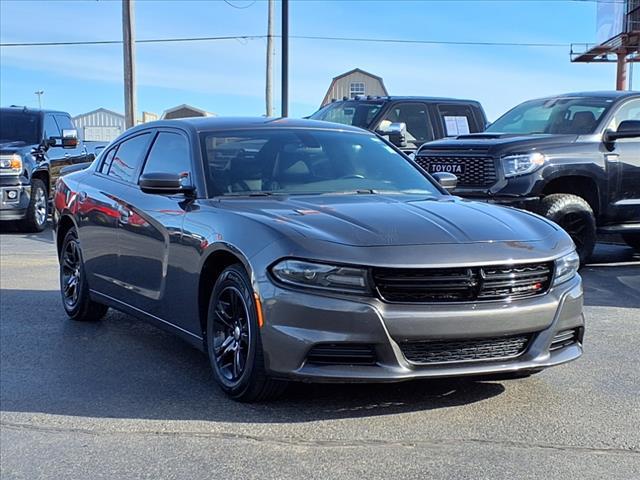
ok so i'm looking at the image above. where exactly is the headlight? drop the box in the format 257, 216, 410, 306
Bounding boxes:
0, 154, 23, 175
501, 152, 545, 178
271, 259, 370, 294
553, 251, 580, 286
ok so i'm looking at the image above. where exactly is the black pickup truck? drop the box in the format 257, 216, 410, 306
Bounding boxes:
309, 96, 487, 155
415, 91, 640, 262
0, 106, 104, 232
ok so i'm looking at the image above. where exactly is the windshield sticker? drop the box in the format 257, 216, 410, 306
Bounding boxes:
444, 116, 470, 136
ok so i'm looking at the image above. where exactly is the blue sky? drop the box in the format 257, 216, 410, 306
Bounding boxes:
0, 0, 635, 121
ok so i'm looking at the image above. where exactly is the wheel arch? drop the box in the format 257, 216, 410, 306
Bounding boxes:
56, 214, 78, 259
541, 174, 601, 217
31, 168, 51, 196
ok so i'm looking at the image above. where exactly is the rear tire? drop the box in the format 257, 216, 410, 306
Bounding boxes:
19, 178, 48, 233
206, 264, 287, 402
59, 228, 108, 322
622, 233, 640, 252
538, 193, 596, 264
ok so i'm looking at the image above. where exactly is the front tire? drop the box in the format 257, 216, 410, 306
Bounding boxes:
622, 233, 640, 252
19, 178, 48, 232
206, 264, 287, 402
59, 228, 108, 322
538, 193, 596, 264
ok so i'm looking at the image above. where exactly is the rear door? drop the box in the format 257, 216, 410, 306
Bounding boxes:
433, 103, 484, 139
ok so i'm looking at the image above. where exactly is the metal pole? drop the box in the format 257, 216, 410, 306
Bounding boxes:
34, 90, 43, 109
616, 51, 627, 91
265, 0, 274, 117
281, 0, 288, 117
122, 0, 137, 128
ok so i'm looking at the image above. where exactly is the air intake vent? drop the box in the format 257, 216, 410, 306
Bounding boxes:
306, 344, 377, 365
400, 335, 530, 364
550, 328, 581, 351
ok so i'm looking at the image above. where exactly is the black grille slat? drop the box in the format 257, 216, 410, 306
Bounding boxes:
401, 335, 530, 364
415, 154, 497, 188
373, 262, 553, 303
306, 344, 377, 365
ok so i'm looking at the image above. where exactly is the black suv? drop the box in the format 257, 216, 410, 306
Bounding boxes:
309, 96, 487, 155
0, 107, 102, 231
415, 91, 640, 262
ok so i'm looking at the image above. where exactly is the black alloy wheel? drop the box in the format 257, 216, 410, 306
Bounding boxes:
61, 235, 82, 309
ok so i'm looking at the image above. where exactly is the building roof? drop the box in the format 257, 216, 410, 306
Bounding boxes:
161, 104, 215, 119
73, 107, 124, 119
321, 68, 389, 106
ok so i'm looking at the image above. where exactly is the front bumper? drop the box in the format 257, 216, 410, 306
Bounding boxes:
0, 182, 30, 221
258, 274, 584, 383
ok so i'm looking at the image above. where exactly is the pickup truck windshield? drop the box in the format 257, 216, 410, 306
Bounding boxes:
0, 112, 41, 145
201, 129, 440, 197
309, 101, 383, 128
487, 97, 613, 135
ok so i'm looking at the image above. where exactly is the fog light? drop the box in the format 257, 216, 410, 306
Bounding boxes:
6, 190, 18, 200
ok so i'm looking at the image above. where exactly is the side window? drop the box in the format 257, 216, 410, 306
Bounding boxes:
438, 104, 479, 137
43, 114, 60, 140
54, 115, 74, 132
141, 132, 192, 181
99, 146, 118, 174
378, 103, 433, 148
106, 133, 150, 183
608, 99, 640, 131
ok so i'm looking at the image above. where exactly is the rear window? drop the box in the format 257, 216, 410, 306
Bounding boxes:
437, 104, 481, 137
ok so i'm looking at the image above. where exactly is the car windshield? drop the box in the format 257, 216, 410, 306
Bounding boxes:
309, 101, 383, 128
201, 129, 440, 197
486, 97, 614, 135
0, 112, 41, 144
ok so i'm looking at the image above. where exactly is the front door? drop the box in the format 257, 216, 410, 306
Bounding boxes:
375, 102, 434, 154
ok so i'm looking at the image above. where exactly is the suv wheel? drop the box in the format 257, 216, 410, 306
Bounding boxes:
59, 228, 109, 321
206, 264, 287, 402
539, 194, 596, 264
622, 233, 640, 252
19, 178, 48, 232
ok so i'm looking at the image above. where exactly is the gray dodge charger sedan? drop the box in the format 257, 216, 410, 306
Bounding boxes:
53, 117, 584, 402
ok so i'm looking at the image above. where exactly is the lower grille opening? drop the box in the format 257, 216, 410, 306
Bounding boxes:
400, 335, 531, 364
306, 343, 377, 366
550, 328, 581, 351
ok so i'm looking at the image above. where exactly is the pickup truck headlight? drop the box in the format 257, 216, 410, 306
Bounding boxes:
271, 259, 370, 294
501, 152, 545, 178
553, 251, 580, 286
0, 154, 23, 176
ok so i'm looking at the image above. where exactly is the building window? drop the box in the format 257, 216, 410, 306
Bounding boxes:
350, 82, 365, 99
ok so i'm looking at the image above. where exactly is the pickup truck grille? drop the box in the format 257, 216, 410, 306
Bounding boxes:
372, 262, 553, 303
400, 334, 530, 364
414, 154, 497, 188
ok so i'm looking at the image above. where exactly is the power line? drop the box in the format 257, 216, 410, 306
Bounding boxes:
222, 0, 257, 8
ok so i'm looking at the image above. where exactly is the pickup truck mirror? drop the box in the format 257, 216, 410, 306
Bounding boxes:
431, 172, 458, 192
61, 129, 79, 148
378, 122, 407, 148
604, 120, 640, 143
140, 172, 195, 196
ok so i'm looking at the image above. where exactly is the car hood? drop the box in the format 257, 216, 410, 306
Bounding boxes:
420, 132, 578, 156
0, 141, 31, 155
215, 194, 558, 247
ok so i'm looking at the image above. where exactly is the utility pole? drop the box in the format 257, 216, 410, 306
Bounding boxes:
122, 0, 137, 128
34, 90, 44, 109
281, 0, 288, 117
265, 0, 274, 117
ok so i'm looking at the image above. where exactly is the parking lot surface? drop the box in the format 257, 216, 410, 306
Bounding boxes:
1, 226, 639, 479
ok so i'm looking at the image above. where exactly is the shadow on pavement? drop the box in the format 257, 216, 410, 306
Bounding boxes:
0, 288, 504, 423
0, 222, 54, 244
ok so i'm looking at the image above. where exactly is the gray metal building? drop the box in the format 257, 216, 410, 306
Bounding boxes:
73, 108, 125, 142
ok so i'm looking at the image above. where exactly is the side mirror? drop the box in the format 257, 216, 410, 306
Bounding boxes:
604, 120, 640, 143
378, 122, 407, 148
61, 129, 78, 148
432, 172, 457, 192
139, 172, 195, 195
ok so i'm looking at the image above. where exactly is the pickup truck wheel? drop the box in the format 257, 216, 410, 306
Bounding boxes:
59, 228, 109, 322
539, 193, 596, 264
18, 178, 48, 232
206, 264, 288, 402
622, 234, 640, 252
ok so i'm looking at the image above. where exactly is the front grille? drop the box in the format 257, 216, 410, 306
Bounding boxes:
373, 262, 553, 303
415, 154, 497, 188
306, 344, 377, 365
550, 328, 581, 351
400, 335, 530, 364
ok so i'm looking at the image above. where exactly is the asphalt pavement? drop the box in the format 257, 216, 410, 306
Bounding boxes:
1, 225, 639, 479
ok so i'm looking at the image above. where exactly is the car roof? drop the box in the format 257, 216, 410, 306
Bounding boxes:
0, 106, 69, 115
126, 116, 371, 134
528, 91, 639, 102
327, 96, 482, 105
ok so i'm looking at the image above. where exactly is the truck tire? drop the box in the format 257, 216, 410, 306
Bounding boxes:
18, 178, 48, 233
622, 234, 640, 252
539, 193, 596, 264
